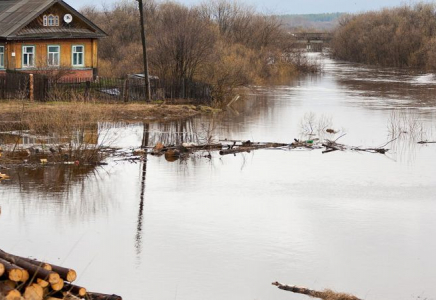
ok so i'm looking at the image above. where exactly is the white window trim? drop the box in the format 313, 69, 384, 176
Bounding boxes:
43, 14, 59, 26
0, 46, 4, 68
72, 45, 85, 67
22, 45, 35, 68
47, 45, 60, 67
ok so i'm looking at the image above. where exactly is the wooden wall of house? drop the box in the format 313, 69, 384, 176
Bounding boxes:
5, 39, 98, 70
25, 3, 90, 30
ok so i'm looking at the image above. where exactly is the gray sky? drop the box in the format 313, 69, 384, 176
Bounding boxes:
69, 0, 432, 14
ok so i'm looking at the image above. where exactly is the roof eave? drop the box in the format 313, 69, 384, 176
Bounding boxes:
5, 34, 107, 41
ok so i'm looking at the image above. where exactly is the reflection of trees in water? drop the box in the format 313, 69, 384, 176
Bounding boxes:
1, 164, 114, 220
7, 165, 97, 194
337, 77, 436, 108
147, 119, 200, 146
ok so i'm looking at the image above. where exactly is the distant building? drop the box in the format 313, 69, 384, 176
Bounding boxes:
0, 0, 107, 78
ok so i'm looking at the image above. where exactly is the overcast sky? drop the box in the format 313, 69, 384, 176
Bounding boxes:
69, 0, 432, 14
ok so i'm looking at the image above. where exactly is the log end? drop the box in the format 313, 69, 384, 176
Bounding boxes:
24, 283, 43, 300
8, 269, 22, 282
51, 279, 64, 291
3, 289, 21, 300
21, 269, 30, 282
48, 272, 61, 285
66, 269, 77, 282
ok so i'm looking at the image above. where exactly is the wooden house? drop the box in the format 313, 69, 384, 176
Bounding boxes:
0, 0, 107, 79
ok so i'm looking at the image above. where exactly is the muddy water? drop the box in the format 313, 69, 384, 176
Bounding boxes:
1, 55, 436, 300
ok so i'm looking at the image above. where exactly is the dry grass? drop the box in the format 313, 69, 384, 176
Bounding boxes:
0, 100, 206, 124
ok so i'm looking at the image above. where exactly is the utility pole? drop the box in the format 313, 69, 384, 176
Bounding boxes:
137, 0, 151, 101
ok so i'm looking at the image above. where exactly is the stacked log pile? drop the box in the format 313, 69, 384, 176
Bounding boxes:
0, 249, 121, 300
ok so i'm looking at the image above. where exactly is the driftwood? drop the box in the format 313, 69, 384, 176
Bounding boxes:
272, 281, 362, 300
0, 248, 121, 300
219, 142, 289, 156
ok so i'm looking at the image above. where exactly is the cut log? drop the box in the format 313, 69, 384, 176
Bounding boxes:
272, 282, 362, 300
24, 283, 43, 300
1, 280, 16, 289
0, 282, 21, 300
48, 264, 76, 282
51, 279, 64, 291
15, 257, 52, 271
36, 278, 49, 288
0, 261, 4, 277
63, 283, 86, 298
0, 250, 60, 284
86, 292, 122, 300
0, 258, 26, 282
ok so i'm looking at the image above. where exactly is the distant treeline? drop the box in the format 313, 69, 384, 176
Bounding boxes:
281, 13, 343, 23
331, 3, 436, 70
81, 0, 318, 104
279, 13, 343, 31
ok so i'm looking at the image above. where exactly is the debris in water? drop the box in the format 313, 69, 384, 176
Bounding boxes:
272, 281, 362, 300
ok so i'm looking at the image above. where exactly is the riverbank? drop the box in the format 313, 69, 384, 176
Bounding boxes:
0, 101, 219, 124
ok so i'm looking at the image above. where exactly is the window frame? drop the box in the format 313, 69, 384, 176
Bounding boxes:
43, 14, 59, 26
47, 45, 60, 67
72, 45, 85, 67
0, 45, 4, 69
22, 45, 35, 68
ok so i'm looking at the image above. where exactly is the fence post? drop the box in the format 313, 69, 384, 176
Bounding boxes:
29, 74, 34, 102
84, 81, 91, 101
123, 78, 129, 102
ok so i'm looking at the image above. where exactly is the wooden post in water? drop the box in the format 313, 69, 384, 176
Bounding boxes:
29, 74, 34, 102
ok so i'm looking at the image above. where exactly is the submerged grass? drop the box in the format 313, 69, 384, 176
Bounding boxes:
0, 100, 218, 166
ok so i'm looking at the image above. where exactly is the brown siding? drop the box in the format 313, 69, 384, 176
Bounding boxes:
6, 39, 98, 70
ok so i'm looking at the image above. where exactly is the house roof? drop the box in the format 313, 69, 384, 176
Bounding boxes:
0, 0, 107, 40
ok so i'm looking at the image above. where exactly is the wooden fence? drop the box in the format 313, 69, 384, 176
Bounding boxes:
0, 72, 212, 104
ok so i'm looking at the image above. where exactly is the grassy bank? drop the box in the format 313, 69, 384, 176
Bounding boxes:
0, 101, 215, 124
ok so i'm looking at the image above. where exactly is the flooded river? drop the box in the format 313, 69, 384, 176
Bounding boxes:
1, 54, 436, 300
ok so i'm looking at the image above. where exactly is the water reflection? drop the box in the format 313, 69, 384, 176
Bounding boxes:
135, 123, 149, 257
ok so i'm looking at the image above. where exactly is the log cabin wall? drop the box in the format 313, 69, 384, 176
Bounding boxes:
4, 39, 97, 78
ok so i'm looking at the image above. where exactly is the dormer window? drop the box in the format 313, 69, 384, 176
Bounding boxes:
43, 14, 59, 26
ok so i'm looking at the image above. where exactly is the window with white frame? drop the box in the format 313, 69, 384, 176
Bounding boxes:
72, 45, 84, 67
22, 46, 35, 68
47, 45, 60, 66
0, 46, 4, 68
43, 14, 59, 26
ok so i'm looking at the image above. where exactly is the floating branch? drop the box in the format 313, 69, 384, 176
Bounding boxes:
272, 281, 362, 300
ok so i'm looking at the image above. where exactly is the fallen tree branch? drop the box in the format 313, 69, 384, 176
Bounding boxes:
272, 282, 362, 300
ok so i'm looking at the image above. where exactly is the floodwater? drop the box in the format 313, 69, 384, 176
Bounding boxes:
1, 54, 436, 300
